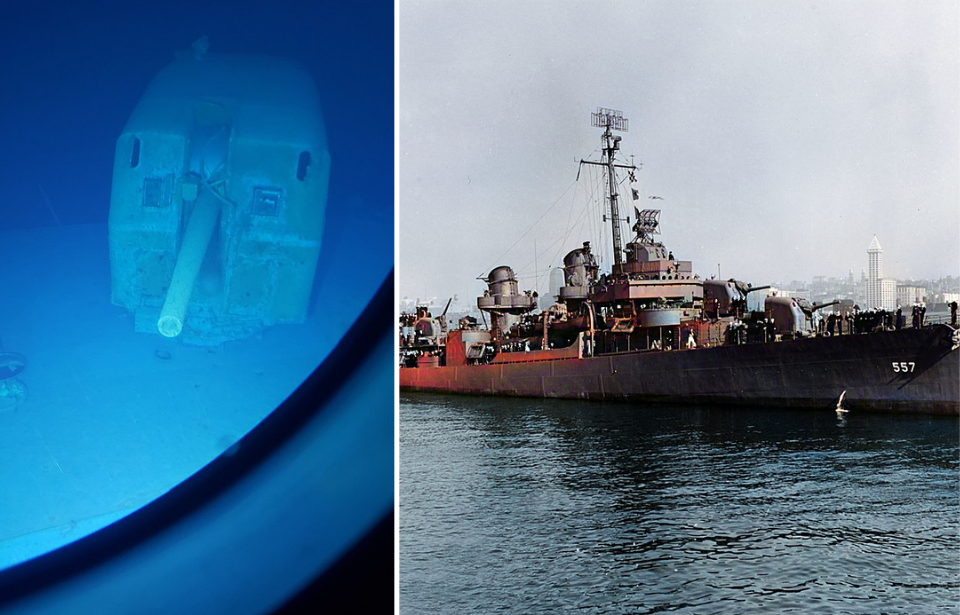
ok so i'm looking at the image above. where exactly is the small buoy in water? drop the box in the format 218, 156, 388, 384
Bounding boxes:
835, 390, 848, 415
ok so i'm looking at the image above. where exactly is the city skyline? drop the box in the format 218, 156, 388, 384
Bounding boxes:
401, 231, 960, 312
397, 229, 960, 312
399, 1, 959, 308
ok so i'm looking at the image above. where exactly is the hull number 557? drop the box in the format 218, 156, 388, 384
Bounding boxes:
892, 362, 916, 373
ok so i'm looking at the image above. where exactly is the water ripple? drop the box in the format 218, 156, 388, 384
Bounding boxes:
401, 395, 959, 614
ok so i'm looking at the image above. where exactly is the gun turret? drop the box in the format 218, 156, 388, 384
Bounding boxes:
704, 279, 771, 319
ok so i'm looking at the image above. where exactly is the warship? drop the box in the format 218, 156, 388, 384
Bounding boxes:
400, 109, 959, 415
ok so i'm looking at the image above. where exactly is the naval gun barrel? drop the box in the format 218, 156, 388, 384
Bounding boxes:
157, 186, 221, 338
741, 284, 771, 295
809, 300, 840, 312
438, 297, 453, 330
729, 281, 770, 314
795, 299, 840, 320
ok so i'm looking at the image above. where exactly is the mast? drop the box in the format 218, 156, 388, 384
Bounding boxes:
581, 107, 636, 271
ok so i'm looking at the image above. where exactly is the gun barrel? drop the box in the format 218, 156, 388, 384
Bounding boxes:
157, 186, 221, 338
810, 300, 840, 312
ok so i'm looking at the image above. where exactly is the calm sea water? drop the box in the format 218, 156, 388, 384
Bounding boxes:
400, 393, 959, 614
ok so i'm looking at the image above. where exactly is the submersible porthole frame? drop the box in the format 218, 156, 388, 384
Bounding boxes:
0, 271, 395, 614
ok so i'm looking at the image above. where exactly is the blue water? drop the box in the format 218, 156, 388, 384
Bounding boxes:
0, 1, 393, 571
0, 224, 388, 569
400, 394, 959, 614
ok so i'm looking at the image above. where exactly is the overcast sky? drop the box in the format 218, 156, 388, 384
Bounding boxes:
399, 0, 958, 307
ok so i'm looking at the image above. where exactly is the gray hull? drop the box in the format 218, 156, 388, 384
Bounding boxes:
401, 326, 959, 415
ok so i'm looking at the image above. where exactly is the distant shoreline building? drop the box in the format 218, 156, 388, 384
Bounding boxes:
863, 236, 897, 309
549, 267, 564, 303
896, 284, 927, 308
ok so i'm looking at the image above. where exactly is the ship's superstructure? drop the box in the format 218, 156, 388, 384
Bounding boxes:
400, 108, 960, 415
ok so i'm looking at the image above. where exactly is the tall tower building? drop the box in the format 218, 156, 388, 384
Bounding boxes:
868, 235, 882, 280
865, 235, 896, 309
548, 267, 564, 302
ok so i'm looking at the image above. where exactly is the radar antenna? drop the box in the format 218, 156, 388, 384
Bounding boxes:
631, 208, 661, 244
579, 108, 638, 270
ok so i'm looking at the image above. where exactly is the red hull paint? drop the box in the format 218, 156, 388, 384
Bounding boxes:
401, 326, 960, 415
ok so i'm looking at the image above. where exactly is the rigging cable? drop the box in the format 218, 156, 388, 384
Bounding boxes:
512, 174, 602, 290
479, 180, 579, 278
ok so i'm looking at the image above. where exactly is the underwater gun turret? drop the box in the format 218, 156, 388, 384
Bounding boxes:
108, 48, 330, 344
